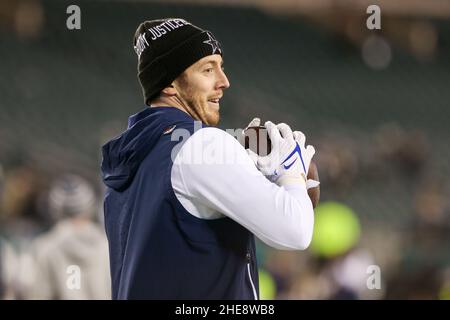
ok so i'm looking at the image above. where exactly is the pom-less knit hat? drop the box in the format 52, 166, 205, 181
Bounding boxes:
133, 18, 223, 105
48, 174, 96, 220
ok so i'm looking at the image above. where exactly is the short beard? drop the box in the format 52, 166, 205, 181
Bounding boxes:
174, 76, 213, 125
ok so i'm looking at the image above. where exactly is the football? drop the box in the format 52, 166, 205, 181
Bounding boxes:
307, 160, 320, 208
244, 125, 320, 208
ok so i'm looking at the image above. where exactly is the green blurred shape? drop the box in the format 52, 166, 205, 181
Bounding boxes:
258, 269, 276, 300
310, 201, 361, 258
439, 285, 450, 300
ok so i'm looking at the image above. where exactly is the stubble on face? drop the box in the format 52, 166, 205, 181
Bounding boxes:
173, 71, 220, 126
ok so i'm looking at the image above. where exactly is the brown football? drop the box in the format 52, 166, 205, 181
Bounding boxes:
307, 161, 320, 208
243, 126, 272, 156
244, 125, 320, 208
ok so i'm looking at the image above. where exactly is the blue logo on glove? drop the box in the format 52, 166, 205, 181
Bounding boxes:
282, 142, 306, 172
283, 158, 297, 170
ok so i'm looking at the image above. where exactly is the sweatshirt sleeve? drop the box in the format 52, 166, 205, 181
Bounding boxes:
171, 127, 314, 250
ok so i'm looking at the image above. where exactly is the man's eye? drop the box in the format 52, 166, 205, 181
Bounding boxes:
204, 68, 213, 73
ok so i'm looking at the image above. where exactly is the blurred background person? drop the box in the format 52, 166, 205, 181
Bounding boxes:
0, 164, 19, 299
0, 236, 18, 300
24, 174, 110, 299
0, 164, 51, 299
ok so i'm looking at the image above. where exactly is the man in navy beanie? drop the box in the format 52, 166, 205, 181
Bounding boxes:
101, 18, 318, 299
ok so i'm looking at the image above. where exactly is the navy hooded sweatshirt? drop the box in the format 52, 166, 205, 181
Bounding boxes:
101, 107, 259, 299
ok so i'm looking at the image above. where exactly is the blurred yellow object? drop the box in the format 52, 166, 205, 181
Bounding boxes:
438, 285, 450, 300
258, 269, 276, 300
310, 201, 361, 258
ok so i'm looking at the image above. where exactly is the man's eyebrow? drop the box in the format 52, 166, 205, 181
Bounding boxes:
200, 59, 224, 67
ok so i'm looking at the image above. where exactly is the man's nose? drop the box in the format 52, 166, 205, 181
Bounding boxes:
216, 69, 230, 90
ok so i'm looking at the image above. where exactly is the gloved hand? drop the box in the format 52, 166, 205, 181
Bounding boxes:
247, 121, 317, 187
293, 131, 320, 189
245, 117, 261, 130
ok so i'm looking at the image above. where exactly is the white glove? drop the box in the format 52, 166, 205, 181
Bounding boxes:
293, 131, 320, 189
249, 121, 316, 187
245, 117, 261, 129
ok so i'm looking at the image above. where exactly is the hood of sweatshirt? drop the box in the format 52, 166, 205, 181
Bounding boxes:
101, 107, 193, 191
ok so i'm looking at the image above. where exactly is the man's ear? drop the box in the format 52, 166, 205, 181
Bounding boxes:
161, 84, 177, 96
